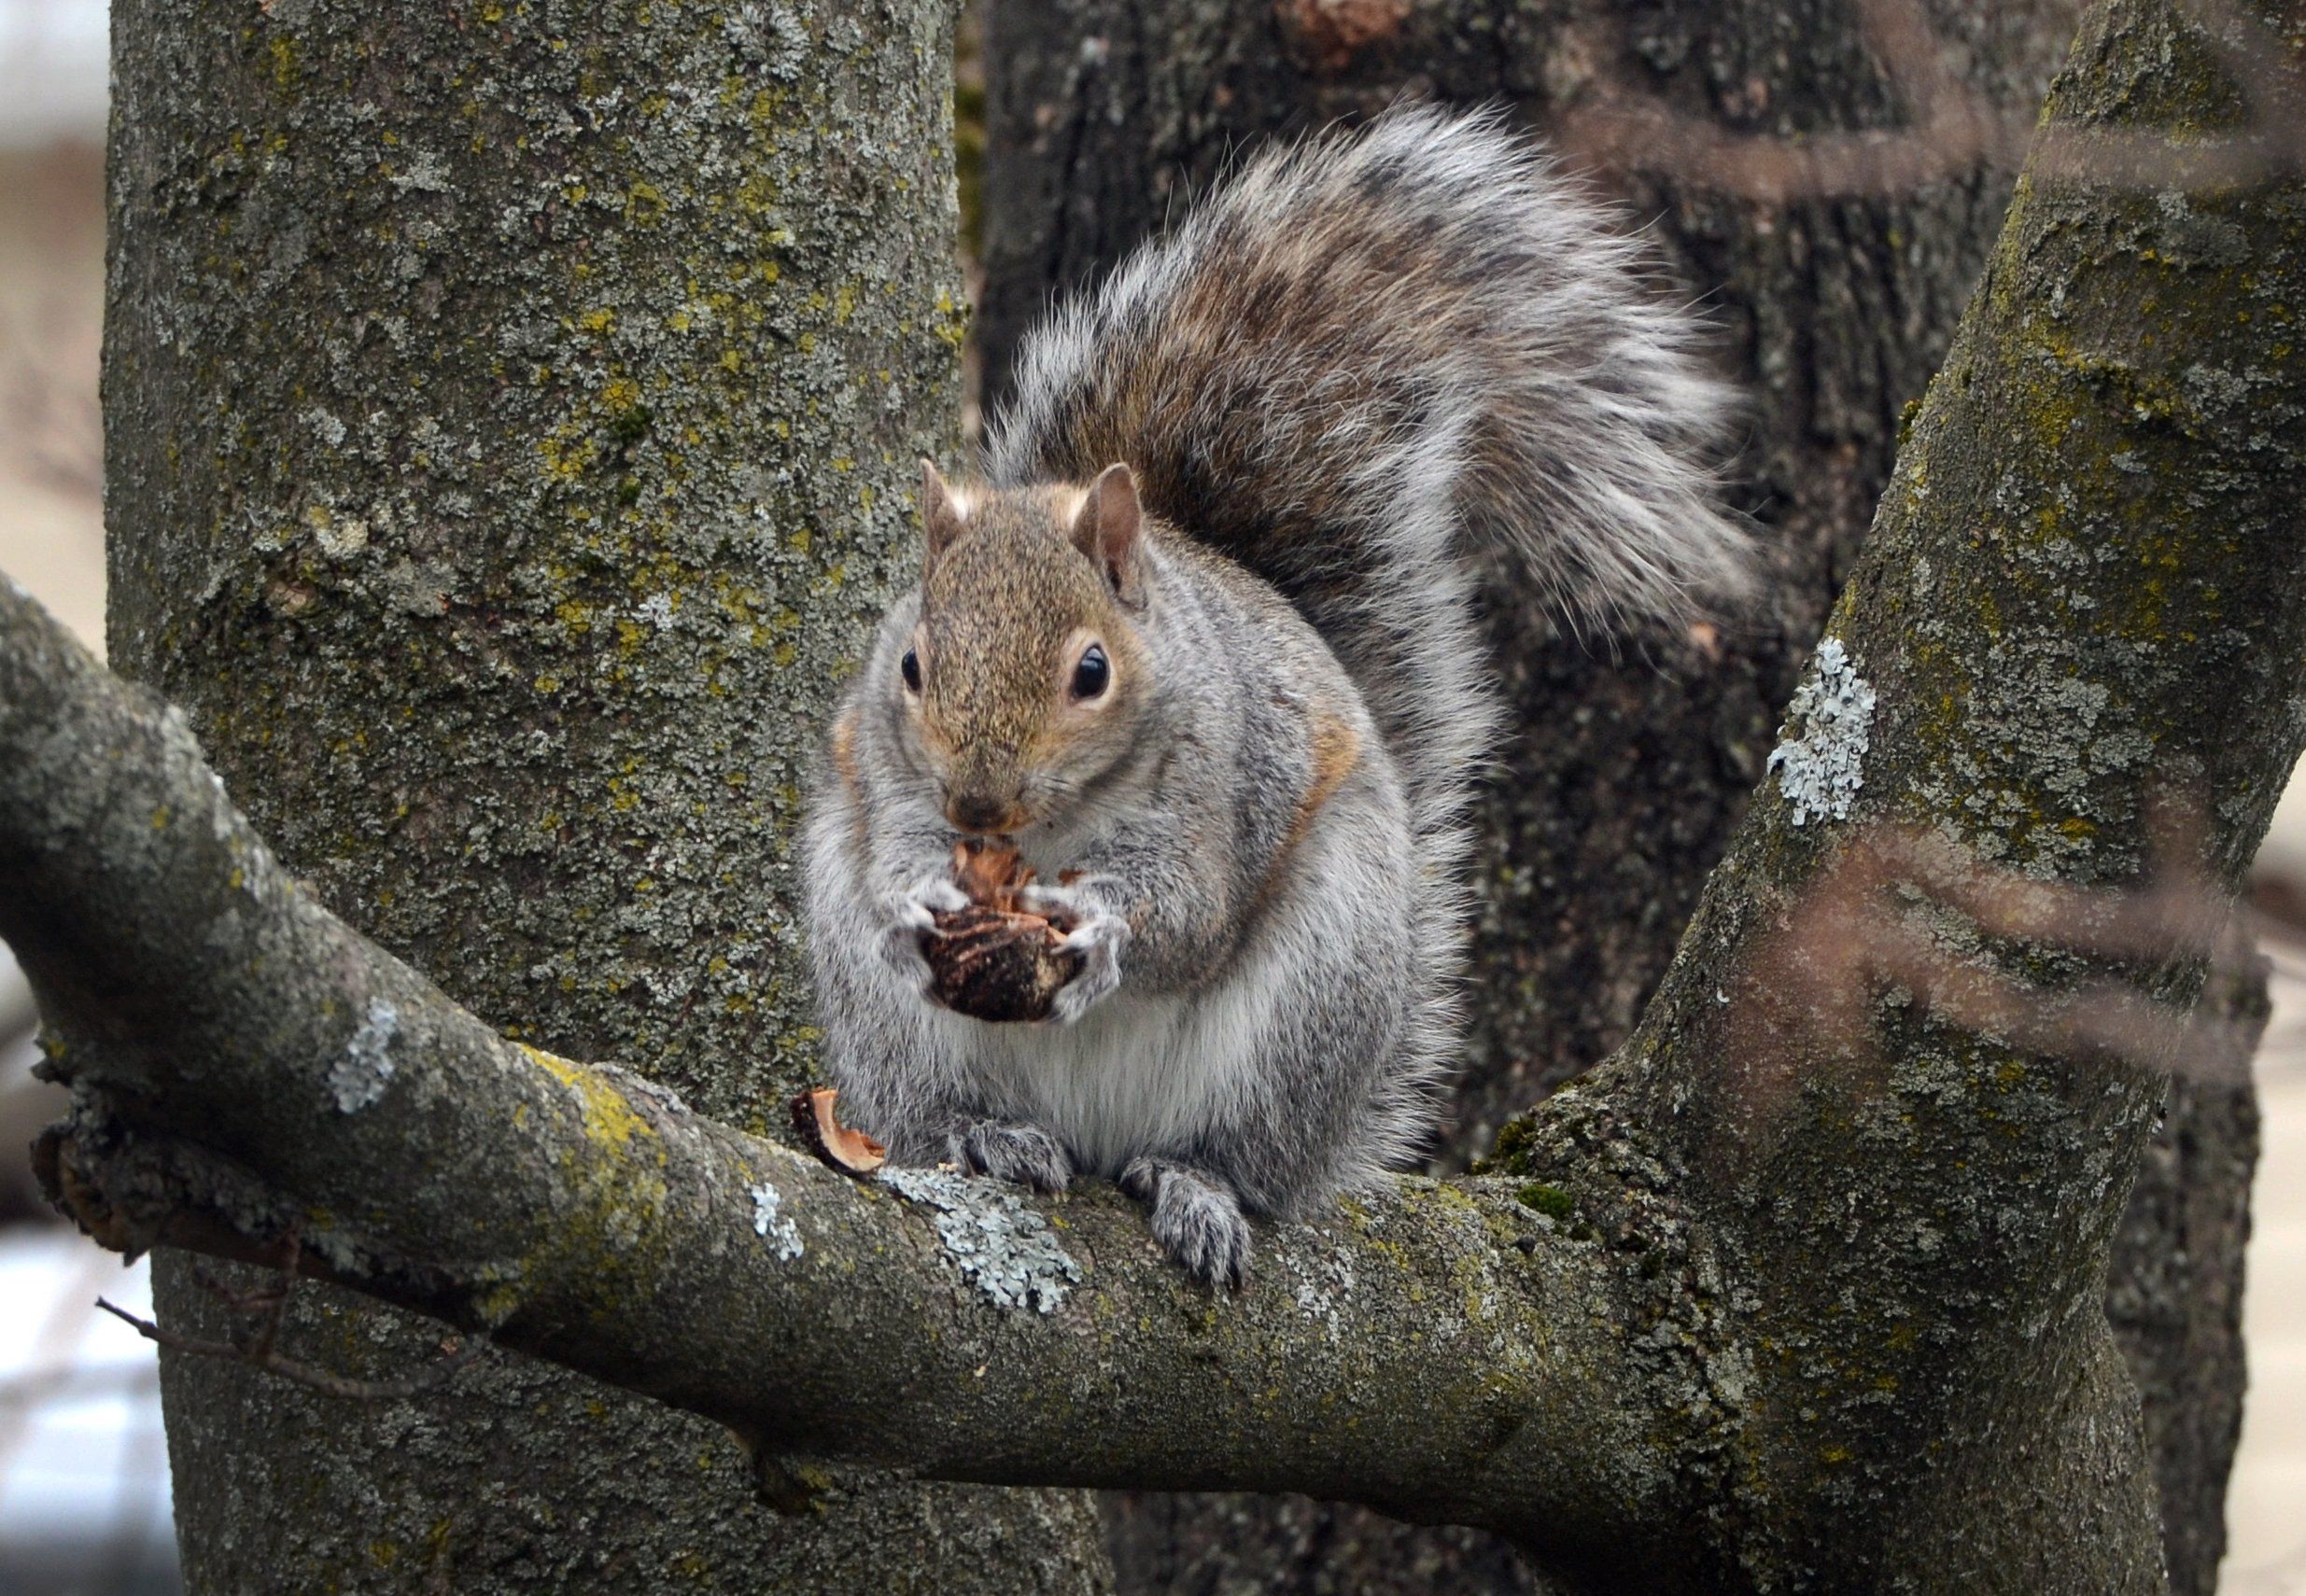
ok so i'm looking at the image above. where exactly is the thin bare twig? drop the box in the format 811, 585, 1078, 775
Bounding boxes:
96, 1297, 485, 1402
92, 1232, 485, 1402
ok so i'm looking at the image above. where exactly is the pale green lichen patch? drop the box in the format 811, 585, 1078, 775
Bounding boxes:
326, 997, 400, 1113
748, 1177, 804, 1261
1765, 638, 1876, 827
879, 1168, 1081, 1312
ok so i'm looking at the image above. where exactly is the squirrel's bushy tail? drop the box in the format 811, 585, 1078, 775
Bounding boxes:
991, 104, 1749, 823
989, 105, 1750, 1156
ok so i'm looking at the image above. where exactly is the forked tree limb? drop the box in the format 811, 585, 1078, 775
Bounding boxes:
2, 569, 1677, 1567
1, 540, 2264, 1590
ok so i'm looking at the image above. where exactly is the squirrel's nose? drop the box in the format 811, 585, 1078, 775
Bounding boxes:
946, 791, 1023, 834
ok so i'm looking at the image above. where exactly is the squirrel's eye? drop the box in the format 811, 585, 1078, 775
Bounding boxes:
1071, 643, 1110, 700
900, 649, 922, 693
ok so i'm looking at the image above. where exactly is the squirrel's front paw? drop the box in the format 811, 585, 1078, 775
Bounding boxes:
1024, 878, 1131, 1024
1121, 1158, 1251, 1291
880, 871, 969, 995
949, 1119, 1073, 1193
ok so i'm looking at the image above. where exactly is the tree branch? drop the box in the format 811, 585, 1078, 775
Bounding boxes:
0, 572, 1679, 1568
1483, 0, 2306, 1585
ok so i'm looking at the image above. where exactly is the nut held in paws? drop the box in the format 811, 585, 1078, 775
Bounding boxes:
923, 840, 1081, 1022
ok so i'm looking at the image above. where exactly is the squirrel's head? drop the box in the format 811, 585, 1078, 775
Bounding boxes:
900, 460, 1151, 836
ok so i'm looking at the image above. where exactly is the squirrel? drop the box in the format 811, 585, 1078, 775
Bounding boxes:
802, 105, 1751, 1288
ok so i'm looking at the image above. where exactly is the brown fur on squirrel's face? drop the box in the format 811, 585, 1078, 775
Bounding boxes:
903, 461, 1152, 835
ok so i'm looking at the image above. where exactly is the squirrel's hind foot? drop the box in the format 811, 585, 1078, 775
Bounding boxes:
1123, 1157, 1251, 1291
948, 1118, 1073, 1194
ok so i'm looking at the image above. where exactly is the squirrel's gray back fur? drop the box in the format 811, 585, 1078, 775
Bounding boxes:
990, 103, 1751, 874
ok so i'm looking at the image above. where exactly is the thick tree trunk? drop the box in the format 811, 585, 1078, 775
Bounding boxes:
102, 3, 1108, 1591
978, 0, 2256, 1589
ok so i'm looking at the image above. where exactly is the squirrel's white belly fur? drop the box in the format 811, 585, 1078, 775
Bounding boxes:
936, 976, 1275, 1180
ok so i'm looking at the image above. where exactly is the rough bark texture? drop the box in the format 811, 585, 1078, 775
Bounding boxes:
100, 2, 1107, 1590
977, 0, 2258, 1589
1497, 0, 2306, 1580
2109, 1019, 2268, 1596
0, 581, 1672, 1547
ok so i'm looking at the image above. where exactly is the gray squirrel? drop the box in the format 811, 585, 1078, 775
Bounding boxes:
802, 105, 1751, 1287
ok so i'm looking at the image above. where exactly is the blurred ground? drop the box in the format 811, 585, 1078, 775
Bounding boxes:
0, 8, 2301, 1591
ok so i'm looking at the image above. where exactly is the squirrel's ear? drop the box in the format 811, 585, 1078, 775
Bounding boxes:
921, 458, 966, 563
1072, 463, 1145, 605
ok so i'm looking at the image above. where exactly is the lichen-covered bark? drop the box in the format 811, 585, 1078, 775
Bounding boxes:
0, 575, 1684, 1585
100, 1, 1104, 1589
1493, 0, 2306, 1586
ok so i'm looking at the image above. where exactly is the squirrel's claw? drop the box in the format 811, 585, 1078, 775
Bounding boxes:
881, 872, 967, 994
1049, 933, 1125, 1024
1033, 883, 1129, 1023
905, 872, 971, 919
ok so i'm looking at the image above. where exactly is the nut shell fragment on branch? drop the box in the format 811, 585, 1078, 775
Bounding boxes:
923, 839, 1080, 1023
790, 1087, 887, 1176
